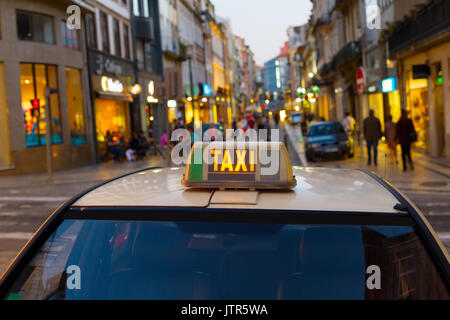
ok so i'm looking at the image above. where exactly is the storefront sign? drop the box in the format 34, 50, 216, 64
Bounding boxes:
381, 77, 397, 93
167, 100, 177, 108
89, 50, 134, 77
202, 83, 211, 96
148, 81, 155, 95
101, 76, 124, 93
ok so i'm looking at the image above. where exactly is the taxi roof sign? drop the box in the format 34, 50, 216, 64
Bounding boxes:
182, 141, 297, 190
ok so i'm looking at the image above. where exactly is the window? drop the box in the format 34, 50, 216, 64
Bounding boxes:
133, 0, 150, 18
85, 13, 97, 48
100, 11, 109, 53
65, 68, 86, 146
113, 18, 121, 56
144, 41, 152, 72
16, 10, 54, 44
20, 63, 62, 147
133, 0, 140, 16
4, 220, 449, 300
123, 24, 130, 59
61, 21, 80, 50
136, 38, 145, 70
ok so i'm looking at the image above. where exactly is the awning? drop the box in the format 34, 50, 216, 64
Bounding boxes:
95, 91, 133, 102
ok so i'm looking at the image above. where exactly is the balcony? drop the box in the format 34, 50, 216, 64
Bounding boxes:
334, 41, 362, 68
389, 0, 450, 56
319, 59, 336, 77
133, 16, 154, 41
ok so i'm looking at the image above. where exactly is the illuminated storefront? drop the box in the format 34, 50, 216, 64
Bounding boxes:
406, 72, 429, 151
93, 75, 133, 144
0, 63, 11, 168
87, 50, 135, 160
20, 63, 62, 147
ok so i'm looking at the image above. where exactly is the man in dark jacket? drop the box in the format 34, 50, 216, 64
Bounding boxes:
363, 109, 382, 166
396, 109, 416, 172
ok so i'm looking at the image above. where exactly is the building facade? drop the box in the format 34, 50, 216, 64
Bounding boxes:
0, 0, 95, 174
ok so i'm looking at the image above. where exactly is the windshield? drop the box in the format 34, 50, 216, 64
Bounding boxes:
309, 124, 336, 137
4, 219, 448, 300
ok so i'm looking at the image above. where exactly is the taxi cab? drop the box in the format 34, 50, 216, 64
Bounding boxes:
0, 141, 449, 300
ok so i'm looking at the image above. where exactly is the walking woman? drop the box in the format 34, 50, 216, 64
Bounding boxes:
396, 109, 417, 172
384, 115, 398, 164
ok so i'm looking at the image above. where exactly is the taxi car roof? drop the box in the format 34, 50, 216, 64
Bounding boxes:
72, 167, 400, 213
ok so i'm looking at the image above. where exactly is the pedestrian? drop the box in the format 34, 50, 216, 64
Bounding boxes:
105, 130, 123, 162
247, 115, 255, 129
363, 109, 382, 166
384, 115, 398, 165
203, 123, 222, 141
342, 112, 356, 136
125, 132, 139, 162
232, 117, 237, 131
274, 112, 280, 128
396, 109, 416, 172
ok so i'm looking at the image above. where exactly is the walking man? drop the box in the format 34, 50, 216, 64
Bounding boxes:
396, 109, 416, 172
363, 109, 382, 166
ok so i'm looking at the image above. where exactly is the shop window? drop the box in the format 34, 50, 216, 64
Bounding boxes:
113, 18, 121, 57
0, 63, 11, 168
85, 13, 97, 49
407, 71, 429, 151
16, 10, 54, 44
20, 63, 62, 147
61, 20, 80, 50
100, 11, 110, 53
65, 68, 86, 146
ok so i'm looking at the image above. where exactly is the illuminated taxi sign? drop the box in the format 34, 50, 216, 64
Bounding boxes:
182, 142, 296, 190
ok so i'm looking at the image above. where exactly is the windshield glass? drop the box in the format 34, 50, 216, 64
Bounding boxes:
309, 124, 336, 137
4, 219, 448, 300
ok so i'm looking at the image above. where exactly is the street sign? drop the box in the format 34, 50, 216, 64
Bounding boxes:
356, 67, 365, 95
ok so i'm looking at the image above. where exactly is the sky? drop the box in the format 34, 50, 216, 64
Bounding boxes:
213, 0, 313, 66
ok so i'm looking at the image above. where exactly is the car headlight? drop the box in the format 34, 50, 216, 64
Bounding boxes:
311, 143, 321, 148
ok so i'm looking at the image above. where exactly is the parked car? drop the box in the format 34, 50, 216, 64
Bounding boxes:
306, 121, 354, 161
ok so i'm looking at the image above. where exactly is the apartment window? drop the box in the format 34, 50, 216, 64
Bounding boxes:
113, 18, 121, 56
123, 24, 130, 59
144, 42, 152, 72
100, 11, 110, 53
16, 10, 54, 44
133, 0, 140, 16
85, 13, 97, 48
133, 0, 150, 17
61, 21, 80, 50
136, 39, 145, 70
20, 63, 62, 147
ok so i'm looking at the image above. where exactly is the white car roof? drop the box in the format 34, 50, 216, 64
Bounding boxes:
73, 167, 400, 213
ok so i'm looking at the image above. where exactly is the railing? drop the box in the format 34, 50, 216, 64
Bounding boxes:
334, 41, 362, 67
389, 0, 450, 56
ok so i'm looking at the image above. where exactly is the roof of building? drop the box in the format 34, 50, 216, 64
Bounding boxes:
72, 167, 400, 213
